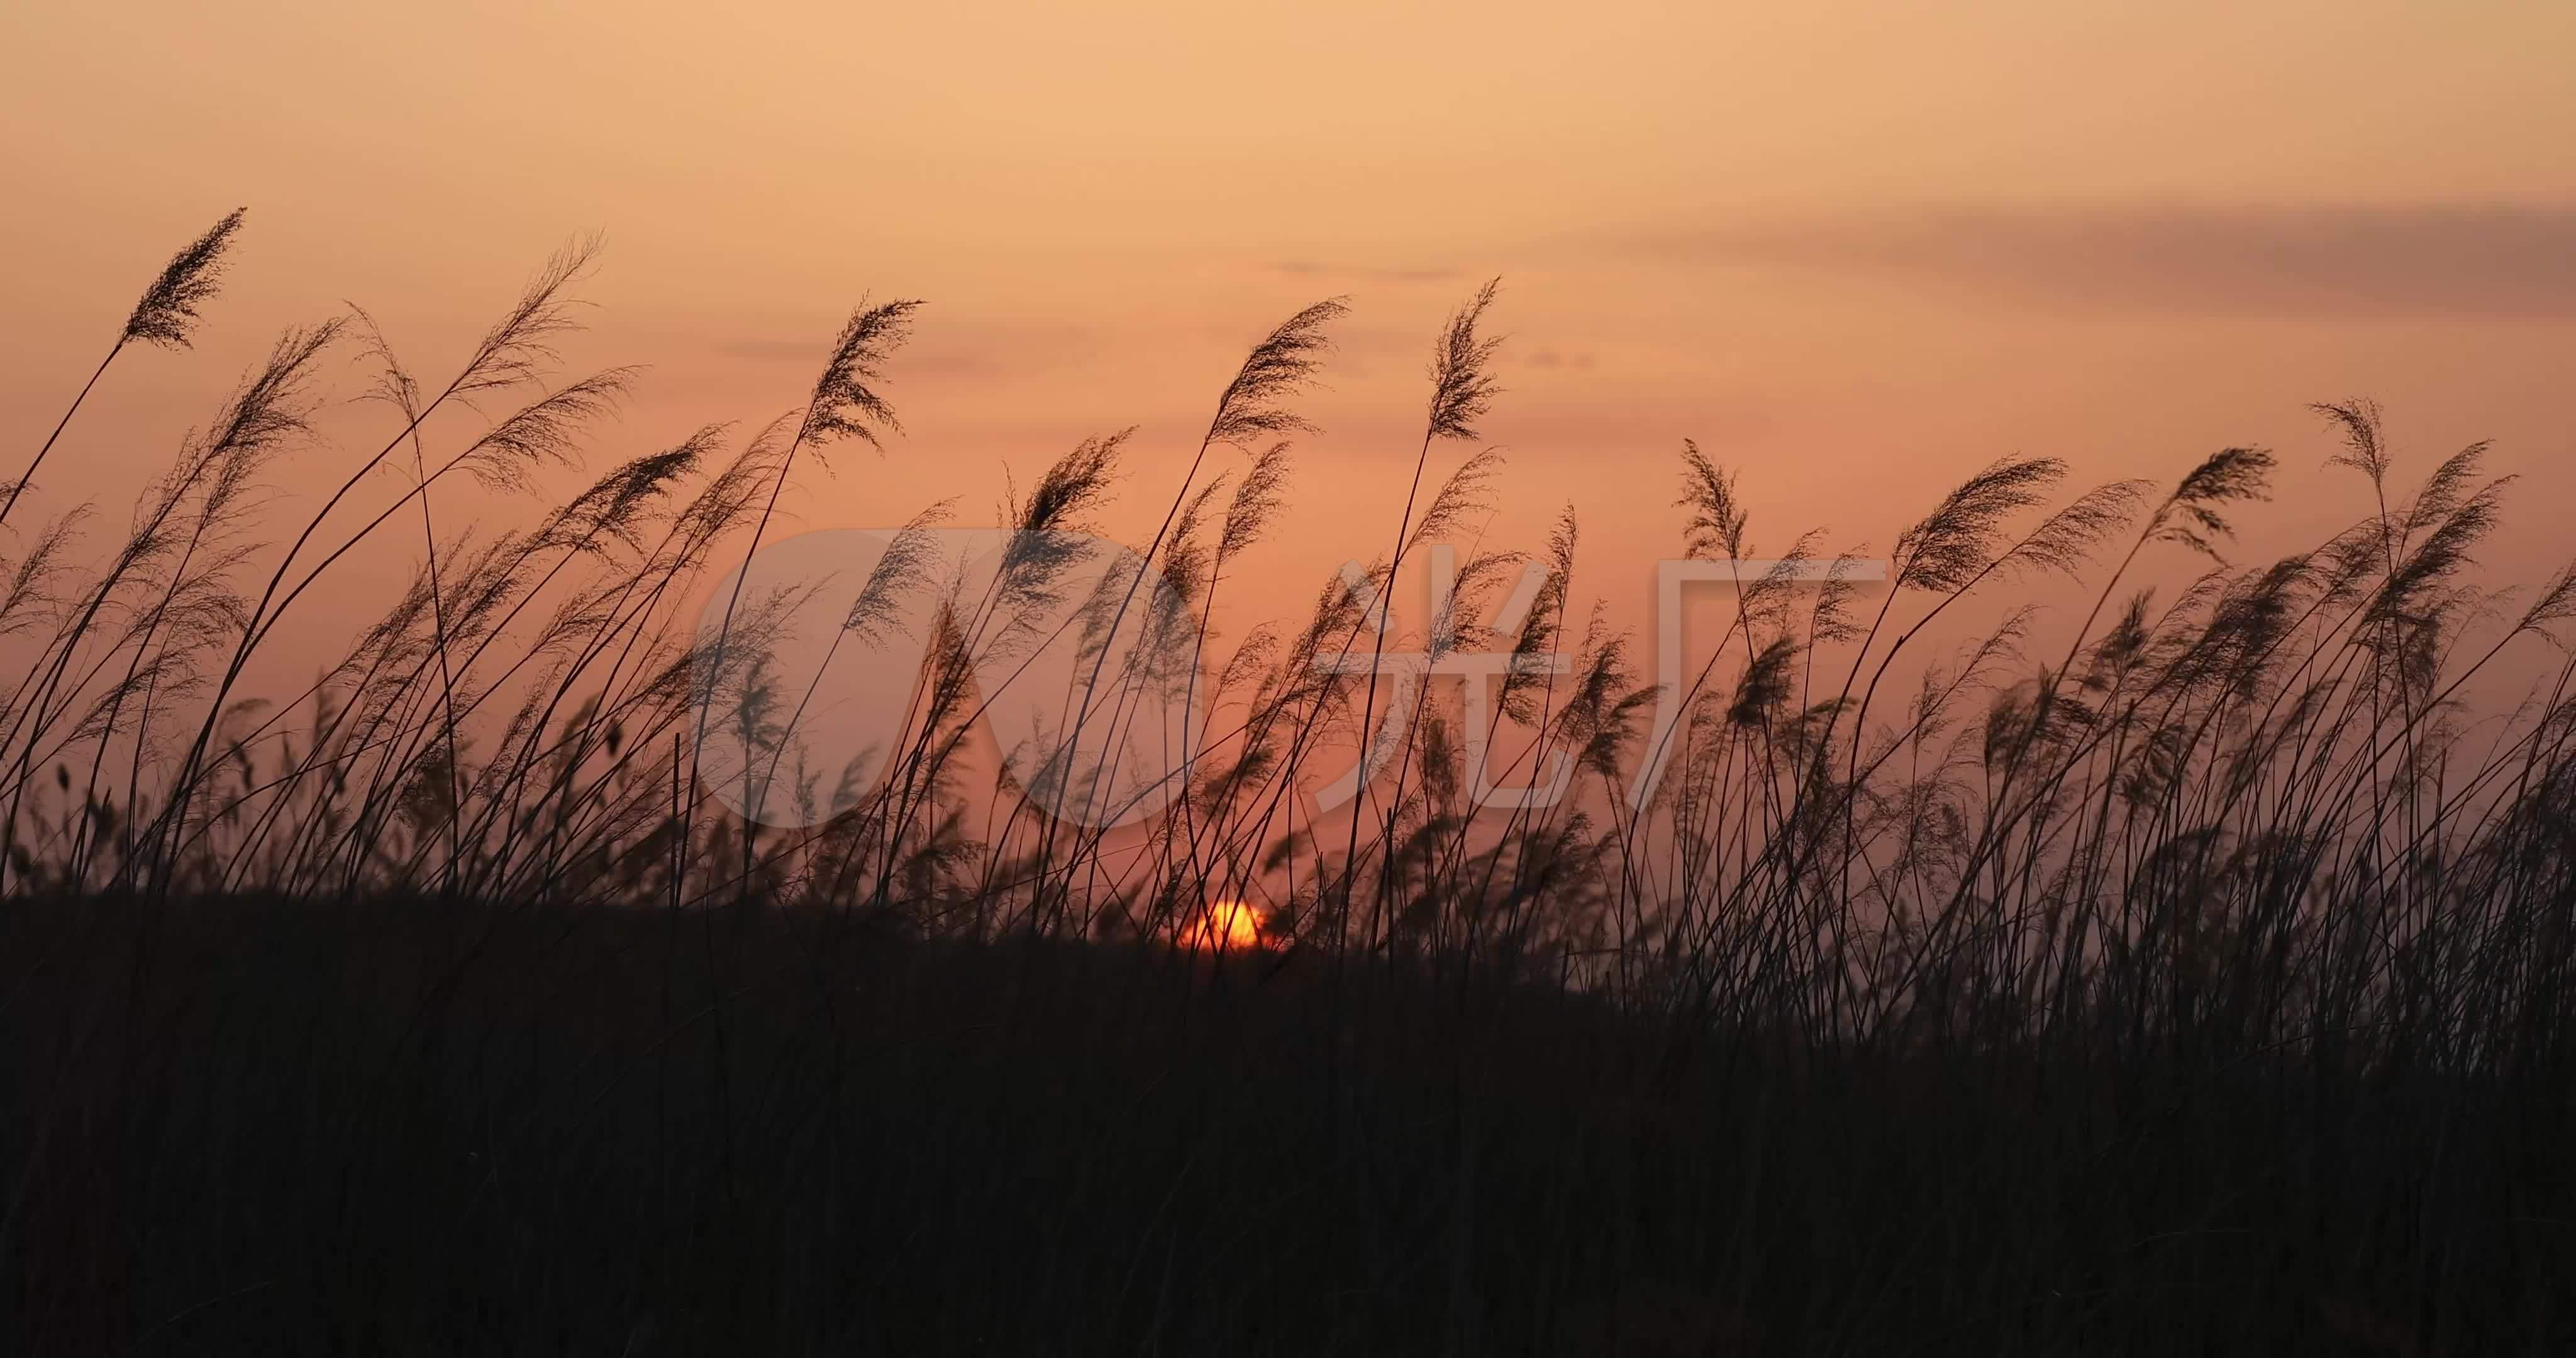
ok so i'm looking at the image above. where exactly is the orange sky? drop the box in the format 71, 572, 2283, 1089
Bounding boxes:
7, 1, 2576, 702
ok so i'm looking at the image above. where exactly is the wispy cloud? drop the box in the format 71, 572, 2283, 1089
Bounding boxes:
1631, 204, 2576, 319
1265, 261, 1465, 286
712, 338, 824, 362
714, 320, 1102, 378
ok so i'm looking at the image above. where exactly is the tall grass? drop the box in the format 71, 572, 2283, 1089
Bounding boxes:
6, 214, 2573, 1353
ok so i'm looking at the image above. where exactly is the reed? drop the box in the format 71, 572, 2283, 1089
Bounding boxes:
6, 215, 2572, 1352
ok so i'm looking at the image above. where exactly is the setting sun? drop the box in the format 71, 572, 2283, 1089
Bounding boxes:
1172, 898, 1270, 952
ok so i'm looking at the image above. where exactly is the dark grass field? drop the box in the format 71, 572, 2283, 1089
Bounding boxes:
11, 214, 2576, 1354
8, 894, 2569, 1355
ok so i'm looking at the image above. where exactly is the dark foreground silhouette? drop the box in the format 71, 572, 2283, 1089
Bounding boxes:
11, 211, 2576, 1356
6, 893, 2567, 1355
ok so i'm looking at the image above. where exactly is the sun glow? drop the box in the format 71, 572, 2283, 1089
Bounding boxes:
1173, 898, 1270, 951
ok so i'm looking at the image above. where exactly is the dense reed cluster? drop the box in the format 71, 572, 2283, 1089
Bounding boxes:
8, 212, 2573, 1352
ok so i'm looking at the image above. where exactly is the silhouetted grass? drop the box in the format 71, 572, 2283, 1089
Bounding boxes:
12, 893, 2569, 1354
4, 213, 2574, 1354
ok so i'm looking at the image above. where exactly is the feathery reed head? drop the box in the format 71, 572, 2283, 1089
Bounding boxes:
1897, 455, 2065, 592
1406, 446, 1507, 551
458, 368, 638, 493
2153, 446, 2275, 560
456, 235, 605, 398
801, 298, 924, 454
1218, 441, 1296, 565
2316, 399, 2389, 483
843, 500, 953, 649
1677, 439, 1748, 561
124, 207, 247, 350
1211, 299, 1345, 448
1426, 278, 1504, 442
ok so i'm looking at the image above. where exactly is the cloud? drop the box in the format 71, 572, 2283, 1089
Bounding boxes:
1265, 261, 1465, 286
1632, 204, 2576, 319
714, 319, 1102, 378
712, 338, 822, 362
716, 338, 1009, 378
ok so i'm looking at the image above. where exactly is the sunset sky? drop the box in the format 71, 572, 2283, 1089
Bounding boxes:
8, 1, 2575, 683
